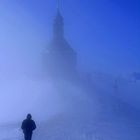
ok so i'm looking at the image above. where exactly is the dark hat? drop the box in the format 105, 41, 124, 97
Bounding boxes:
27, 114, 32, 119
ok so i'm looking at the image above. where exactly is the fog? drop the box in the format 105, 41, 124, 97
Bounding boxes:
0, 2, 53, 123
0, 0, 140, 128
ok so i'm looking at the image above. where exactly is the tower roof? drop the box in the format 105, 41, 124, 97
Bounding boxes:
53, 2, 64, 39
55, 8, 63, 24
48, 0, 76, 55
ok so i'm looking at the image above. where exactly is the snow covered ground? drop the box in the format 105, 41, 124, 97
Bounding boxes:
1, 112, 140, 140
0, 78, 140, 140
1, 95, 140, 140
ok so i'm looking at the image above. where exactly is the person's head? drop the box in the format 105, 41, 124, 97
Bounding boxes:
26, 114, 32, 120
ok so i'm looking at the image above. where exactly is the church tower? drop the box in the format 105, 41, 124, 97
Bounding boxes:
44, 3, 77, 79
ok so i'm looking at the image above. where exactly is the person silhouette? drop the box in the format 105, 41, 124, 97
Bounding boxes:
21, 114, 36, 140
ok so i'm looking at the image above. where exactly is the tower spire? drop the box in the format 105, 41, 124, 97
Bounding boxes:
57, 0, 60, 11
57, 0, 59, 9
53, 0, 64, 39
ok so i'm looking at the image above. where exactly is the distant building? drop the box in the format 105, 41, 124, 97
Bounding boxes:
43, 9, 77, 80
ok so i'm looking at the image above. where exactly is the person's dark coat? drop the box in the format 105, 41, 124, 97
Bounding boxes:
21, 117, 36, 134
21, 114, 36, 140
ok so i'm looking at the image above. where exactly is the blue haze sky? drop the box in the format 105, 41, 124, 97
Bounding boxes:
0, 0, 140, 123
0, 0, 140, 76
